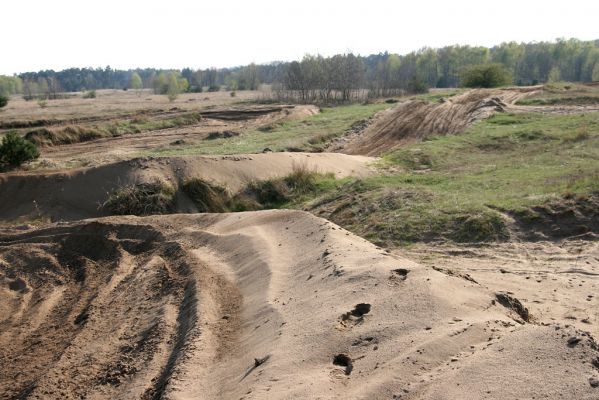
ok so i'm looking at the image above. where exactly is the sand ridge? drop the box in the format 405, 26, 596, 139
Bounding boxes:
0, 152, 374, 222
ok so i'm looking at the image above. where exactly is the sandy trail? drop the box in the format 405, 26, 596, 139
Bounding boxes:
1, 211, 598, 399
0, 152, 374, 222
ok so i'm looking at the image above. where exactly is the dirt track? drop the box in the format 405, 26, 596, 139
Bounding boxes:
2, 211, 598, 399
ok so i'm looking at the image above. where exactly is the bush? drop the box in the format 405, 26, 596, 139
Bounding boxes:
238, 163, 324, 208
407, 76, 429, 94
0, 95, 8, 109
0, 132, 40, 168
207, 85, 220, 92
83, 90, 96, 99
461, 63, 512, 88
180, 178, 229, 212
102, 181, 175, 215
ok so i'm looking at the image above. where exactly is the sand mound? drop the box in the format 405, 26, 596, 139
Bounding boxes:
1, 211, 597, 399
343, 87, 541, 155
0, 152, 373, 222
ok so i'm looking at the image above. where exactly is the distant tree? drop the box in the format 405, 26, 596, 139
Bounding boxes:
0, 95, 8, 109
461, 63, 512, 88
0, 76, 22, 97
153, 72, 168, 94
407, 75, 429, 94
129, 72, 143, 94
0, 132, 39, 168
166, 74, 179, 102
547, 66, 561, 83
593, 63, 599, 82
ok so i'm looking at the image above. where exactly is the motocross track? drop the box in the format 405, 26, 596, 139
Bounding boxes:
2, 88, 599, 399
2, 211, 598, 399
338, 87, 541, 156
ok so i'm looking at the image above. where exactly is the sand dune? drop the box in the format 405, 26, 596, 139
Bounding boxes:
0, 152, 373, 222
1, 211, 598, 399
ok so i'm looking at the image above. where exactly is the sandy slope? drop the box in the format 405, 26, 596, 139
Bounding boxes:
0, 152, 373, 222
338, 87, 540, 156
1, 211, 598, 399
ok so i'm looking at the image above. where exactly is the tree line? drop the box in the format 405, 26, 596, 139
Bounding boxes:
1, 38, 598, 103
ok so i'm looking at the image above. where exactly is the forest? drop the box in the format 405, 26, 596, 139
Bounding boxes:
1, 38, 598, 102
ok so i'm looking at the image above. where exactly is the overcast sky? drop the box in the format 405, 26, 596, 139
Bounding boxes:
3, 0, 599, 75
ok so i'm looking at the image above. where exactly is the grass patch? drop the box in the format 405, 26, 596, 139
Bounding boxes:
102, 181, 176, 216
180, 178, 230, 212
146, 103, 390, 157
515, 83, 599, 106
515, 96, 599, 106
238, 163, 335, 209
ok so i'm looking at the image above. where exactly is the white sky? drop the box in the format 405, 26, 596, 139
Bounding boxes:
3, 0, 599, 75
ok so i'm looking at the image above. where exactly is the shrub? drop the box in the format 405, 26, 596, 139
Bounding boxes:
102, 181, 175, 215
83, 90, 96, 99
0, 95, 8, 109
207, 84, 220, 92
180, 178, 229, 212
238, 163, 324, 208
0, 132, 40, 168
461, 63, 512, 88
451, 212, 507, 242
407, 76, 429, 94
188, 85, 203, 93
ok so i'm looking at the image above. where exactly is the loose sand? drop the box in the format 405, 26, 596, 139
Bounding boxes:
1, 211, 597, 399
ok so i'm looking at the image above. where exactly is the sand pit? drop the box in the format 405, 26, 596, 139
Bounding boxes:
340, 87, 541, 155
1, 211, 598, 399
0, 152, 373, 222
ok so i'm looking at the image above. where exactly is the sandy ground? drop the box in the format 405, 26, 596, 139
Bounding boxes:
403, 239, 599, 339
0, 152, 374, 222
1, 211, 598, 399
